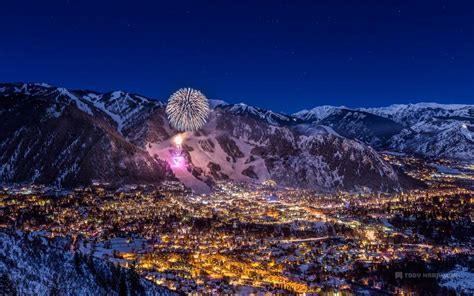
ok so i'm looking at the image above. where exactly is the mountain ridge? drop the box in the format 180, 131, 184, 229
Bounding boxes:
293, 102, 473, 159
2, 82, 470, 192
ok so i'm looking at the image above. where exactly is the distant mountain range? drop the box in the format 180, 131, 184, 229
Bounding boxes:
295, 103, 474, 159
0, 83, 472, 192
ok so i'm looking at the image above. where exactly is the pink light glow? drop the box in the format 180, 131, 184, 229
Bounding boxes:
171, 155, 185, 168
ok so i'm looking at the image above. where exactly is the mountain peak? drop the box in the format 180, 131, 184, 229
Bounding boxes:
221, 102, 300, 126
208, 99, 228, 108
293, 105, 346, 122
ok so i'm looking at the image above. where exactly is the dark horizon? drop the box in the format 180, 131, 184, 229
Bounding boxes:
1, 1, 473, 112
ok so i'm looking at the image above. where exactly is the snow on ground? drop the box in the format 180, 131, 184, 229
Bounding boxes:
82, 92, 133, 133
224, 102, 294, 125
146, 130, 271, 193
439, 265, 474, 294
432, 164, 463, 175
56, 88, 94, 115
365, 102, 473, 113
293, 123, 342, 137
84, 93, 127, 132
293, 105, 346, 122
147, 136, 211, 193
0, 231, 176, 295
81, 91, 160, 134
461, 123, 473, 141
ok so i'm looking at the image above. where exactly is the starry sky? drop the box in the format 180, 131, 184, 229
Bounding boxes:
1, 0, 473, 112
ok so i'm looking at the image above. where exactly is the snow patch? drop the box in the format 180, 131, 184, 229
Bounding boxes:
439, 265, 474, 294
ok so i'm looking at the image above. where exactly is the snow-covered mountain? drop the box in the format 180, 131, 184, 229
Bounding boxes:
220, 102, 303, 126
0, 83, 407, 192
293, 105, 345, 122
361, 102, 474, 126
361, 103, 474, 159
77, 89, 162, 134
143, 108, 401, 192
0, 230, 175, 295
294, 102, 474, 160
0, 83, 174, 187
293, 107, 405, 147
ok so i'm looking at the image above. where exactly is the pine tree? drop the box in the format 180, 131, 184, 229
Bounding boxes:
118, 272, 128, 296
0, 274, 17, 296
73, 252, 82, 273
129, 262, 144, 296
49, 276, 60, 296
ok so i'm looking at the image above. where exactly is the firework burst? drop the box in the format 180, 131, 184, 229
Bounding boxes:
166, 88, 210, 131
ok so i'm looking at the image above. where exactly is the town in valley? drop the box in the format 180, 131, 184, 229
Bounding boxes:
2, 154, 472, 294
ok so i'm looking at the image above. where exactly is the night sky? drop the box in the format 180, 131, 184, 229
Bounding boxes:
1, 1, 473, 112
